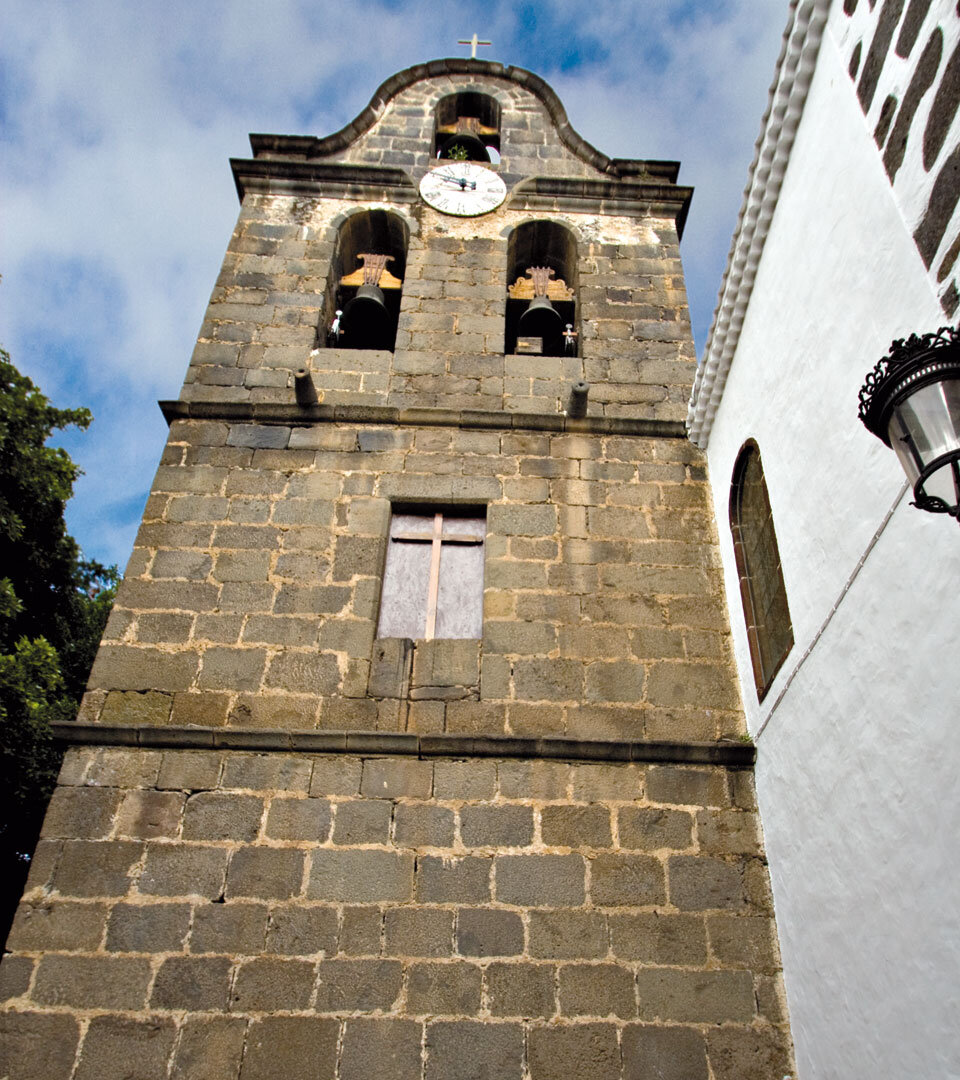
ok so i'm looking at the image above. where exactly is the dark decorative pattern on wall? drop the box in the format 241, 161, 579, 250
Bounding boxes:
845, 0, 960, 316
883, 28, 942, 179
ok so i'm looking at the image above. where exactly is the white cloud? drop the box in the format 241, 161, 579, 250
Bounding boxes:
0, 0, 788, 566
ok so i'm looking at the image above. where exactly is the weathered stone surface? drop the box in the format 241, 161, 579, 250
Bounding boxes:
527, 1023, 621, 1080
495, 855, 585, 906
361, 757, 432, 799
486, 961, 556, 1017
668, 855, 746, 911
619, 806, 692, 850
0, 1011, 80, 1080
425, 1020, 524, 1080
394, 802, 456, 847
433, 760, 498, 800
406, 960, 483, 1015
646, 766, 730, 807
53, 840, 143, 898
706, 1024, 794, 1080
707, 914, 780, 972
541, 805, 612, 848
226, 847, 305, 900
384, 906, 454, 957
106, 902, 190, 952
309, 849, 414, 902
340, 1018, 424, 1080
332, 799, 392, 844
192, 901, 268, 953
456, 908, 524, 957
74, 1016, 176, 1080
33, 954, 152, 1009
416, 855, 492, 903
172, 1017, 246, 1080
9, 900, 108, 952
636, 967, 755, 1023
264, 904, 337, 956
609, 912, 707, 965
240, 1017, 339, 1080
310, 756, 362, 797
622, 1024, 709, 1080
152, 955, 233, 1010
41, 787, 121, 839
528, 910, 609, 959
115, 790, 185, 838
460, 804, 534, 848
591, 854, 665, 906
231, 957, 316, 1010
314, 958, 402, 1012
266, 796, 332, 841
559, 962, 637, 1018
0, 954, 33, 1000
140, 843, 228, 898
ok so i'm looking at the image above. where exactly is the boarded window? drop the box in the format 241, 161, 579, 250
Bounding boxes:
376, 508, 485, 640
729, 442, 793, 700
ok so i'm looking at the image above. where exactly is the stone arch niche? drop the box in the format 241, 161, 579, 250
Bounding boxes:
729, 440, 794, 700
434, 91, 501, 162
504, 219, 578, 357
324, 209, 409, 351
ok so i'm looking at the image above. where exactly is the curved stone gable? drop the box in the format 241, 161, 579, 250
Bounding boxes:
250, 59, 678, 185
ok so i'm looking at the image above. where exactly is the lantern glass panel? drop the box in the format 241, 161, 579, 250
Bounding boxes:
888, 378, 960, 504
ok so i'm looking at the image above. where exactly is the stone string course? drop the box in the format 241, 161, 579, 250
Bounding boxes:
0, 747, 791, 1080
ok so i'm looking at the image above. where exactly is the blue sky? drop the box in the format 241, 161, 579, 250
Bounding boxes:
0, 0, 788, 569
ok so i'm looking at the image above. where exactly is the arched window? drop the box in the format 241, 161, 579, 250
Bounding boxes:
505, 220, 578, 357
434, 92, 501, 162
324, 210, 408, 351
729, 441, 793, 700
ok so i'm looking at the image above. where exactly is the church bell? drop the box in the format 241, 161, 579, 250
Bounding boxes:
340, 283, 392, 350
440, 132, 490, 162
338, 250, 399, 351
518, 293, 564, 349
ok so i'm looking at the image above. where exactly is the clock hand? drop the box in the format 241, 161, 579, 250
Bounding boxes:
435, 172, 477, 190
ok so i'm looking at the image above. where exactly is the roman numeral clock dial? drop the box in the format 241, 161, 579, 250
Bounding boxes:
419, 162, 507, 217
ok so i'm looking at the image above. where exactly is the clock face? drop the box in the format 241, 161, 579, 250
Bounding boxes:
419, 162, 507, 217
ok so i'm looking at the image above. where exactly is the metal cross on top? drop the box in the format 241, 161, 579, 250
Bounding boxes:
392, 511, 483, 640
458, 33, 492, 59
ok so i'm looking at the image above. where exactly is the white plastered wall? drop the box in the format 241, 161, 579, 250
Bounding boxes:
702, 23, 960, 1080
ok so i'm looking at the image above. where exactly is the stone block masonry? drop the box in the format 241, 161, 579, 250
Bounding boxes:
0, 746, 792, 1080
0, 61, 795, 1080
80, 419, 737, 744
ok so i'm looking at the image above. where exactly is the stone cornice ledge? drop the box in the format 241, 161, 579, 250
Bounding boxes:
686, 0, 830, 447
230, 159, 418, 202
160, 400, 687, 438
51, 723, 756, 768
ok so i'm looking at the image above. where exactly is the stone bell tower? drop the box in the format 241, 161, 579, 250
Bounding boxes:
1, 60, 795, 1080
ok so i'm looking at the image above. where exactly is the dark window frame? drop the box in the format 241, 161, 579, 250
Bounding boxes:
729, 440, 794, 700
376, 505, 486, 642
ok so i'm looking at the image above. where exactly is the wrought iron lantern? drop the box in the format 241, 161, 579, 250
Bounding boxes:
858, 324, 960, 521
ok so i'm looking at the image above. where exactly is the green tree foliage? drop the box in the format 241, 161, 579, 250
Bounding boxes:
0, 350, 117, 917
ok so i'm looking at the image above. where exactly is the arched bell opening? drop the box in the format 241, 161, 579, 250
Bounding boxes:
324, 210, 409, 351
434, 92, 501, 163
504, 220, 579, 357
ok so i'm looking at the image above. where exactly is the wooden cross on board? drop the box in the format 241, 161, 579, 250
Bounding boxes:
392, 512, 483, 640
458, 33, 492, 59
